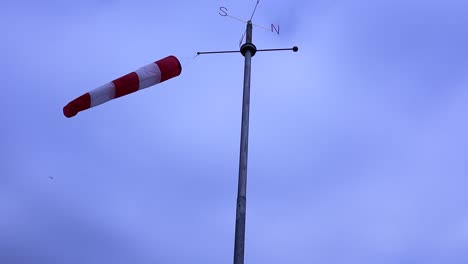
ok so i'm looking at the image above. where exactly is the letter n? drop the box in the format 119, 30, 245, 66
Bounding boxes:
271, 24, 280, 35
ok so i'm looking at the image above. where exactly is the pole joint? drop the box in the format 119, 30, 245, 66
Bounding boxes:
240, 43, 257, 57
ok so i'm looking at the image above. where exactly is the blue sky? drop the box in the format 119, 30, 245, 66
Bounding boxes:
2, 0, 468, 263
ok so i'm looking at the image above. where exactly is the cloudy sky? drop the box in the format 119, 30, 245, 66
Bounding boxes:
2, 0, 468, 263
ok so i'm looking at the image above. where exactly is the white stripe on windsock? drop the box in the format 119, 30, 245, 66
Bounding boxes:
135, 62, 162, 90
89, 82, 116, 108
88, 63, 161, 108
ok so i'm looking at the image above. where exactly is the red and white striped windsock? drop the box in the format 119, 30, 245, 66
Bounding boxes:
63, 55, 182, 118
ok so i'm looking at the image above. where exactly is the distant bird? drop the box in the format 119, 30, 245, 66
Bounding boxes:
49, 176, 54, 180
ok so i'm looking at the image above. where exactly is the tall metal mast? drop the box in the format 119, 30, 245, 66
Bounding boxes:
234, 20, 256, 264
197, 11, 298, 264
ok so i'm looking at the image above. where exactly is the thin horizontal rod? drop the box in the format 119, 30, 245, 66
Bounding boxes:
226, 14, 249, 24
197, 50, 240, 55
252, 23, 270, 31
196, 46, 298, 56
257, 46, 299, 52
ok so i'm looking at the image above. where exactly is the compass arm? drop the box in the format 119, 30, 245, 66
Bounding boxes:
257, 46, 299, 52
196, 50, 240, 55
196, 46, 298, 56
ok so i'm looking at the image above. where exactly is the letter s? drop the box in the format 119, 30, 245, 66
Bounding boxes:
219, 6, 228, 16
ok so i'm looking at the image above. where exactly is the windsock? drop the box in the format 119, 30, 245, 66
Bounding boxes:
63, 55, 182, 118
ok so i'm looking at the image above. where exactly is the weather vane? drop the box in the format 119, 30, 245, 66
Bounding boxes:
63, 1, 297, 263
197, 1, 298, 264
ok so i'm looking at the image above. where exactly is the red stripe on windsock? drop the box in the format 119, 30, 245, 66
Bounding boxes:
113, 72, 140, 98
63, 93, 91, 118
156, 56, 182, 82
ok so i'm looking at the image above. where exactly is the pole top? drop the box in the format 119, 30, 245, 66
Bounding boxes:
240, 19, 256, 57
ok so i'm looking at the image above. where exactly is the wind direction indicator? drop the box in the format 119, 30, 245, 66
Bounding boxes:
219, 2, 281, 35
219, 1, 280, 47
198, 2, 298, 264
63, 1, 297, 263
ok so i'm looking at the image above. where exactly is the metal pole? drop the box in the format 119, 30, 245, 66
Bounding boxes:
195, 19, 297, 264
234, 20, 257, 264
